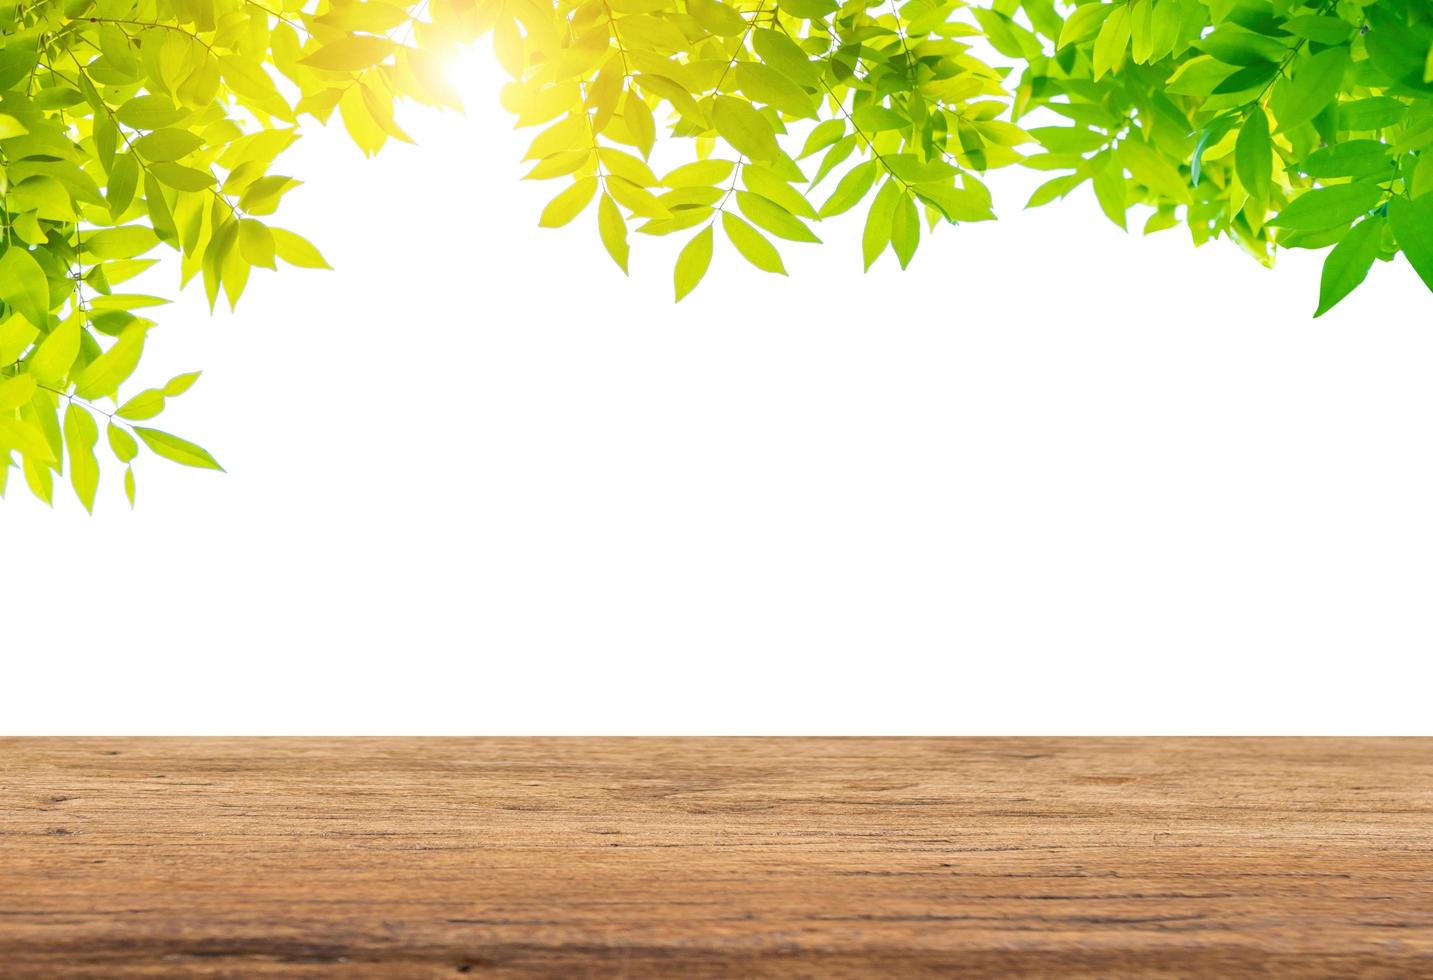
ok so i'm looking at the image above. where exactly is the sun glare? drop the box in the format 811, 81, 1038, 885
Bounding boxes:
441, 42, 511, 117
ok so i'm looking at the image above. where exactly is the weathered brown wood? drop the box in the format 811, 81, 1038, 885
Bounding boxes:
1, 738, 1430, 977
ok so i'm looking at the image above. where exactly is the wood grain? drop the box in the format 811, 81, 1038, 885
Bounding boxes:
1, 738, 1431, 978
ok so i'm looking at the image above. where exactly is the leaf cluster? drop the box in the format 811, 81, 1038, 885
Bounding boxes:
2, 0, 1430, 508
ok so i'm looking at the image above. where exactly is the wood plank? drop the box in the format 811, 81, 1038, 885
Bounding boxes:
1, 737, 1430, 977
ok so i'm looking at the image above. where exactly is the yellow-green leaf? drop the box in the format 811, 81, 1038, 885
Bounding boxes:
134, 426, 224, 470
674, 224, 713, 301
663, 159, 735, 188
0, 247, 51, 327
238, 220, 277, 269
712, 96, 780, 163
299, 36, 396, 72
117, 388, 165, 420
862, 180, 901, 270
722, 211, 785, 275
150, 162, 216, 192
272, 228, 332, 269
0, 416, 54, 465
890, 190, 919, 269
133, 128, 204, 162
74, 326, 147, 401
598, 192, 629, 274
0, 314, 38, 366
1092, 4, 1132, 81
108, 421, 139, 463
606, 176, 671, 219
736, 191, 820, 242
26, 313, 82, 385
819, 160, 877, 217
540, 177, 600, 228
163, 372, 201, 397
63, 403, 100, 512
0, 373, 36, 411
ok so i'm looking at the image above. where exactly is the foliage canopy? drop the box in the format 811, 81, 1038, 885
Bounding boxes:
0, 0, 1430, 508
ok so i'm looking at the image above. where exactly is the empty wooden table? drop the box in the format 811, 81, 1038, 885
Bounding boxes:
1, 737, 1430, 977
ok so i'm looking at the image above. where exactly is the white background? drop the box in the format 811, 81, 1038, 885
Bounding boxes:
4, 50, 1431, 734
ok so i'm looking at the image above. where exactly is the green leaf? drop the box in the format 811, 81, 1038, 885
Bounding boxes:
26, 313, 82, 385
108, 153, 139, 217
74, 326, 146, 401
1388, 194, 1433, 293
22, 454, 52, 504
63, 403, 100, 513
736, 192, 820, 243
687, 0, 746, 36
607, 176, 671, 219
0, 246, 51, 327
1196, 25, 1288, 67
1212, 63, 1278, 95
736, 62, 816, 118
1234, 109, 1271, 208
777, 0, 836, 17
712, 96, 780, 163
1315, 217, 1383, 317
742, 165, 816, 218
1286, 16, 1355, 45
722, 211, 784, 275
862, 180, 901, 270
1270, 46, 1349, 133
149, 162, 216, 191
1059, 3, 1113, 49
1168, 56, 1241, 97
1092, 4, 1132, 81
1119, 139, 1192, 204
134, 427, 225, 471
0, 417, 54, 466
819, 160, 877, 217
84, 226, 161, 261
0, 314, 39, 366
799, 119, 845, 160
674, 224, 713, 301
0, 373, 36, 412
753, 28, 820, 89
107, 421, 139, 463
238, 220, 277, 269
1364, 7, 1427, 89
116, 389, 166, 421
1091, 157, 1127, 230
890, 191, 919, 270
1339, 97, 1407, 132
1301, 141, 1393, 180
132, 128, 205, 162
1269, 183, 1383, 232
219, 54, 295, 121
914, 182, 997, 223
851, 106, 907, 133
116, 95, 187, 129
271, 228, 332, 269
663, 160, 735, 188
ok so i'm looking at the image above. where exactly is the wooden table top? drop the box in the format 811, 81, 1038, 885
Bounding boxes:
2, 737, 1430, 977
